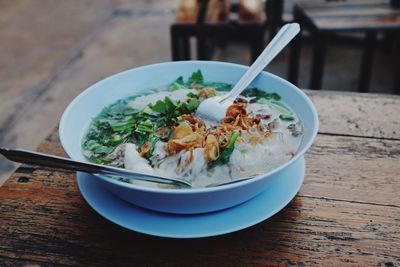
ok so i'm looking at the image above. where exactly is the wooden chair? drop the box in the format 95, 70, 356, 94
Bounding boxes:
288, 0, 400, 93
171, 0, 280, 64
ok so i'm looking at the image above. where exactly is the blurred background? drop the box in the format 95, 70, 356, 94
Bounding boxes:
1, 0, 399, 184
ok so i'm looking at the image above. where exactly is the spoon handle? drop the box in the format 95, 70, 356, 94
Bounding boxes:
0, 147, 191, 187
220, 23, 300, 104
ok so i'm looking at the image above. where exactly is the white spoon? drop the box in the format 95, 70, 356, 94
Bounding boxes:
196, 23, 300, 122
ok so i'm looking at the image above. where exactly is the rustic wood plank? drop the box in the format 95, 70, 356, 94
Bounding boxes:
306, 90, 400, 139
0, 257, 64, 267
307, 7, 400, 18
304, 134, 400, 206
297, 0, 400, 31
314, 15, 400, 31
298, 0, 389, 9
0, 179, 398, 266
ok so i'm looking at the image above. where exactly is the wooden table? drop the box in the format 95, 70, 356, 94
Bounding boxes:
288, 0, 400, 93
1, 90, 400, 266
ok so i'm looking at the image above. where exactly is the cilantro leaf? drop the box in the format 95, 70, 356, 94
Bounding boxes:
170, 76, 186, 91
150, 100, 167, 114
163, 96, 176, 114
186, 92, 200, 99
179, 98, 200, 113
187, 69, 203, 85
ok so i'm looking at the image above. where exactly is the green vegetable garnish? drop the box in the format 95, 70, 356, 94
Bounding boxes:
209, 131, 240, 168
146, 135, 159, 158
136, 119, 154, 134
243, 88, 281, 102
82, 100, 139, 164
169, 70, 203, 91
186, 92, 200, 99
187, 69, 203, 85
170, 70, 231, 92
149, 97, 199, 121
279, 114, 295, 121
170, 76, 186, 91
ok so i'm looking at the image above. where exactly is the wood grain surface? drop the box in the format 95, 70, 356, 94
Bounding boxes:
297, 0, 400, 31
307, 90, 400, 139
1, 91, 399, 266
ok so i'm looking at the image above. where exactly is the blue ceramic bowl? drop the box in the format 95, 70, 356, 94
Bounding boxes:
60, 61, 318, 214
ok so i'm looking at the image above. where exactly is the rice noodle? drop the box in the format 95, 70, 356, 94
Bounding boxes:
124, 88, 302, 188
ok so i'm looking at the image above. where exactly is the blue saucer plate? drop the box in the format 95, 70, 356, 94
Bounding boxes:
77, 157, 305, 238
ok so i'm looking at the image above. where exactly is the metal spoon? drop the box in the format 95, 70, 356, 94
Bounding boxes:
0, 147, 256, 188
196, 23, 300, 122
0, 147, 192, 188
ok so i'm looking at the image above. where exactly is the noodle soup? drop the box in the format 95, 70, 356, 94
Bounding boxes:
82, 70, 303, 188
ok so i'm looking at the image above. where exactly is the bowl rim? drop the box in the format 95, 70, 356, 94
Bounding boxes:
59, 60, 319, 194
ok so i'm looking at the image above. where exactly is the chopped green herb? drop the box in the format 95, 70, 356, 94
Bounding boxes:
163, 97, 176, 114
243, 88, 281, 101
170, 76, 185, 91
180, 98, 200, 113
136, 119, 154, 134
186, 92, 200, 99
187, 69, 203, 85
209, 131, 240, 168
149, 96, 199, 121
279, 114, 295, 121
82, 99, 137, 164
108, 118, 135, 132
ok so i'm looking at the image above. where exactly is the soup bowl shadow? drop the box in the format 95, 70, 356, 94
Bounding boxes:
59, 61, 318, 214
